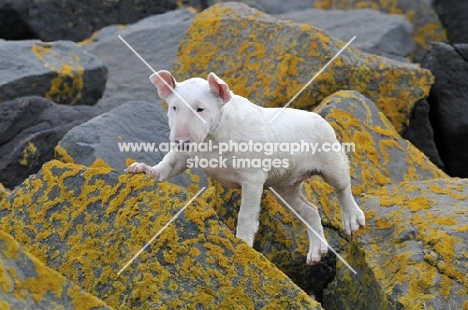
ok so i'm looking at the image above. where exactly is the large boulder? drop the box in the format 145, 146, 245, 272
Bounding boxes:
173, 3, 434, 134
83, 9, 195, 112
276, 8, 414, 58
420, 43, 468, 177
206, 0, 314, 14
202, 90, 447, 298
322, 178, 468, 310
433, 0, 468, 45
0, 230, 111, 309
0, 0, 181, 41
311, 0, 447, 62
0, 40, 107, 106
0, 96, 100, 189
56, 101, 207, 191
0, 160, 322, 309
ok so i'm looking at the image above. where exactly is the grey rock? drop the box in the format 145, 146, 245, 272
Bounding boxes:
420, 42, 468, 177
0, 96, 100, 189
276, 8, 414, 57
0, 0, 180, 41
0, 230, 111, 308
206, 0, 314, 14
57, 101, 207, 188
432, 0, 468, 44
0, 40, 107, 106
83, 9, 195, 112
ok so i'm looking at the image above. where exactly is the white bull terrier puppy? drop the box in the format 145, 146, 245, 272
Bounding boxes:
125, 70, 365, 265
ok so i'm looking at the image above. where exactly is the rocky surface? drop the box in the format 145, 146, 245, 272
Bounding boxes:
173, 3, 434, 134
0, 97, 100, 189
83, 9, 195, 112
0, 0, 181, 42
276, 8, 414, 58
0, 40, 107, 106
0, 230, 111, 309
0, 160, 321, 309
202, 90, 447, 299
322, 178, 468, 310
207, 0, 314, 14
420, 43, 468, 178
433, 0, 468, 45
56, 101, 206, 191
311, 0, 447, 62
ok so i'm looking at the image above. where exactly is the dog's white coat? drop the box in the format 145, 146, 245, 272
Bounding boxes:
126, 71, 365, 265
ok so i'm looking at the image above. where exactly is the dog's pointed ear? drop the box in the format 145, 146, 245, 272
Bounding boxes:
150, 70, 176, 99
208, 72, 231, 104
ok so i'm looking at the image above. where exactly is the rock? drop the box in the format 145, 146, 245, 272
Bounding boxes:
420, 43, 468, 177
83, 9, 195, 112
202, 90, 447, 298
173, 3, 434, 134
275, 8, 414, 58
0, 183, 10, 201
0, 40, 107, 106
0, 230, 111, 309
206, 0, 314, 14
433, 0, 468, 44
402, 99, 444, 169
0, 97, 100, 189
56, 101, 206, 191
311, 0, 447, 62
0, 160, 322, 309
0, 0, 181, 42
322, 178, 468, 310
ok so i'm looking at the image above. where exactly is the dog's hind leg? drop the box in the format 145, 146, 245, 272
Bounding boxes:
236, 180, 264, 247
319, 151, 365, 235
273, 183, 328, 265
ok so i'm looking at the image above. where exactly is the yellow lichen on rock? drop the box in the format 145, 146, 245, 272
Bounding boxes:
19, 141, 38, 167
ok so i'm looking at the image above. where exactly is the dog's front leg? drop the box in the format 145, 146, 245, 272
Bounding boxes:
125, 150, 188, 181
236, 179, 265, 247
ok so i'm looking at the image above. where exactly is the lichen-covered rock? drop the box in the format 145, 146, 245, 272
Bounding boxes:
312, 0, 447, 61
420, 43, 468, 178
173, 2, 434, 133
0, 230, 111, 309
0, 40, 107, 106
0, 183, 10, 202
203, 90, 447, 297
206, 0, 314, 14
56, 101, 206, 192
322, 179, 468, 310
0, 97, 100, 189
0, 160, 321, 309
83, 9, 195, 112
276, 8, 414, 58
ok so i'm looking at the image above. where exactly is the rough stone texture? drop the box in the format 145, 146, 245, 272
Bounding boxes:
83, 9, 195, 112
207, 0, 315, 14
311, 0, 447, 62
0, 230, 111, 309
322, 179, 468, 310
201, 90, 447, 298
402, 99, 444, 169
173, 3, 434, 134
276, 8, 414, 58
56, 101, 207, 192
0, 0, 180, 42
0, 40, 107, 106
420, 43, 468, 178
0, 97, 100, 189
0, 160, 321, 309
0, 183, 10, 201
432, 0, 468, 45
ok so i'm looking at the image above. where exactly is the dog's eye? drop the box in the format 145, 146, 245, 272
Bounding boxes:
197, 108, 204, 112
172, 106, 176, 111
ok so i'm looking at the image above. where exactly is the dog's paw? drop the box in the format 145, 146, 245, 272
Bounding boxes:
306, 239, 328, 265
342, 206, 366, 236
125, 163, 160, 179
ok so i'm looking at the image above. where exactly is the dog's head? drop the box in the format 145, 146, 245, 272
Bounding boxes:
150, 70, 232, 147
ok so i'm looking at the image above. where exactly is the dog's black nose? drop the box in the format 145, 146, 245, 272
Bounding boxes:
175, 139, 191, 151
